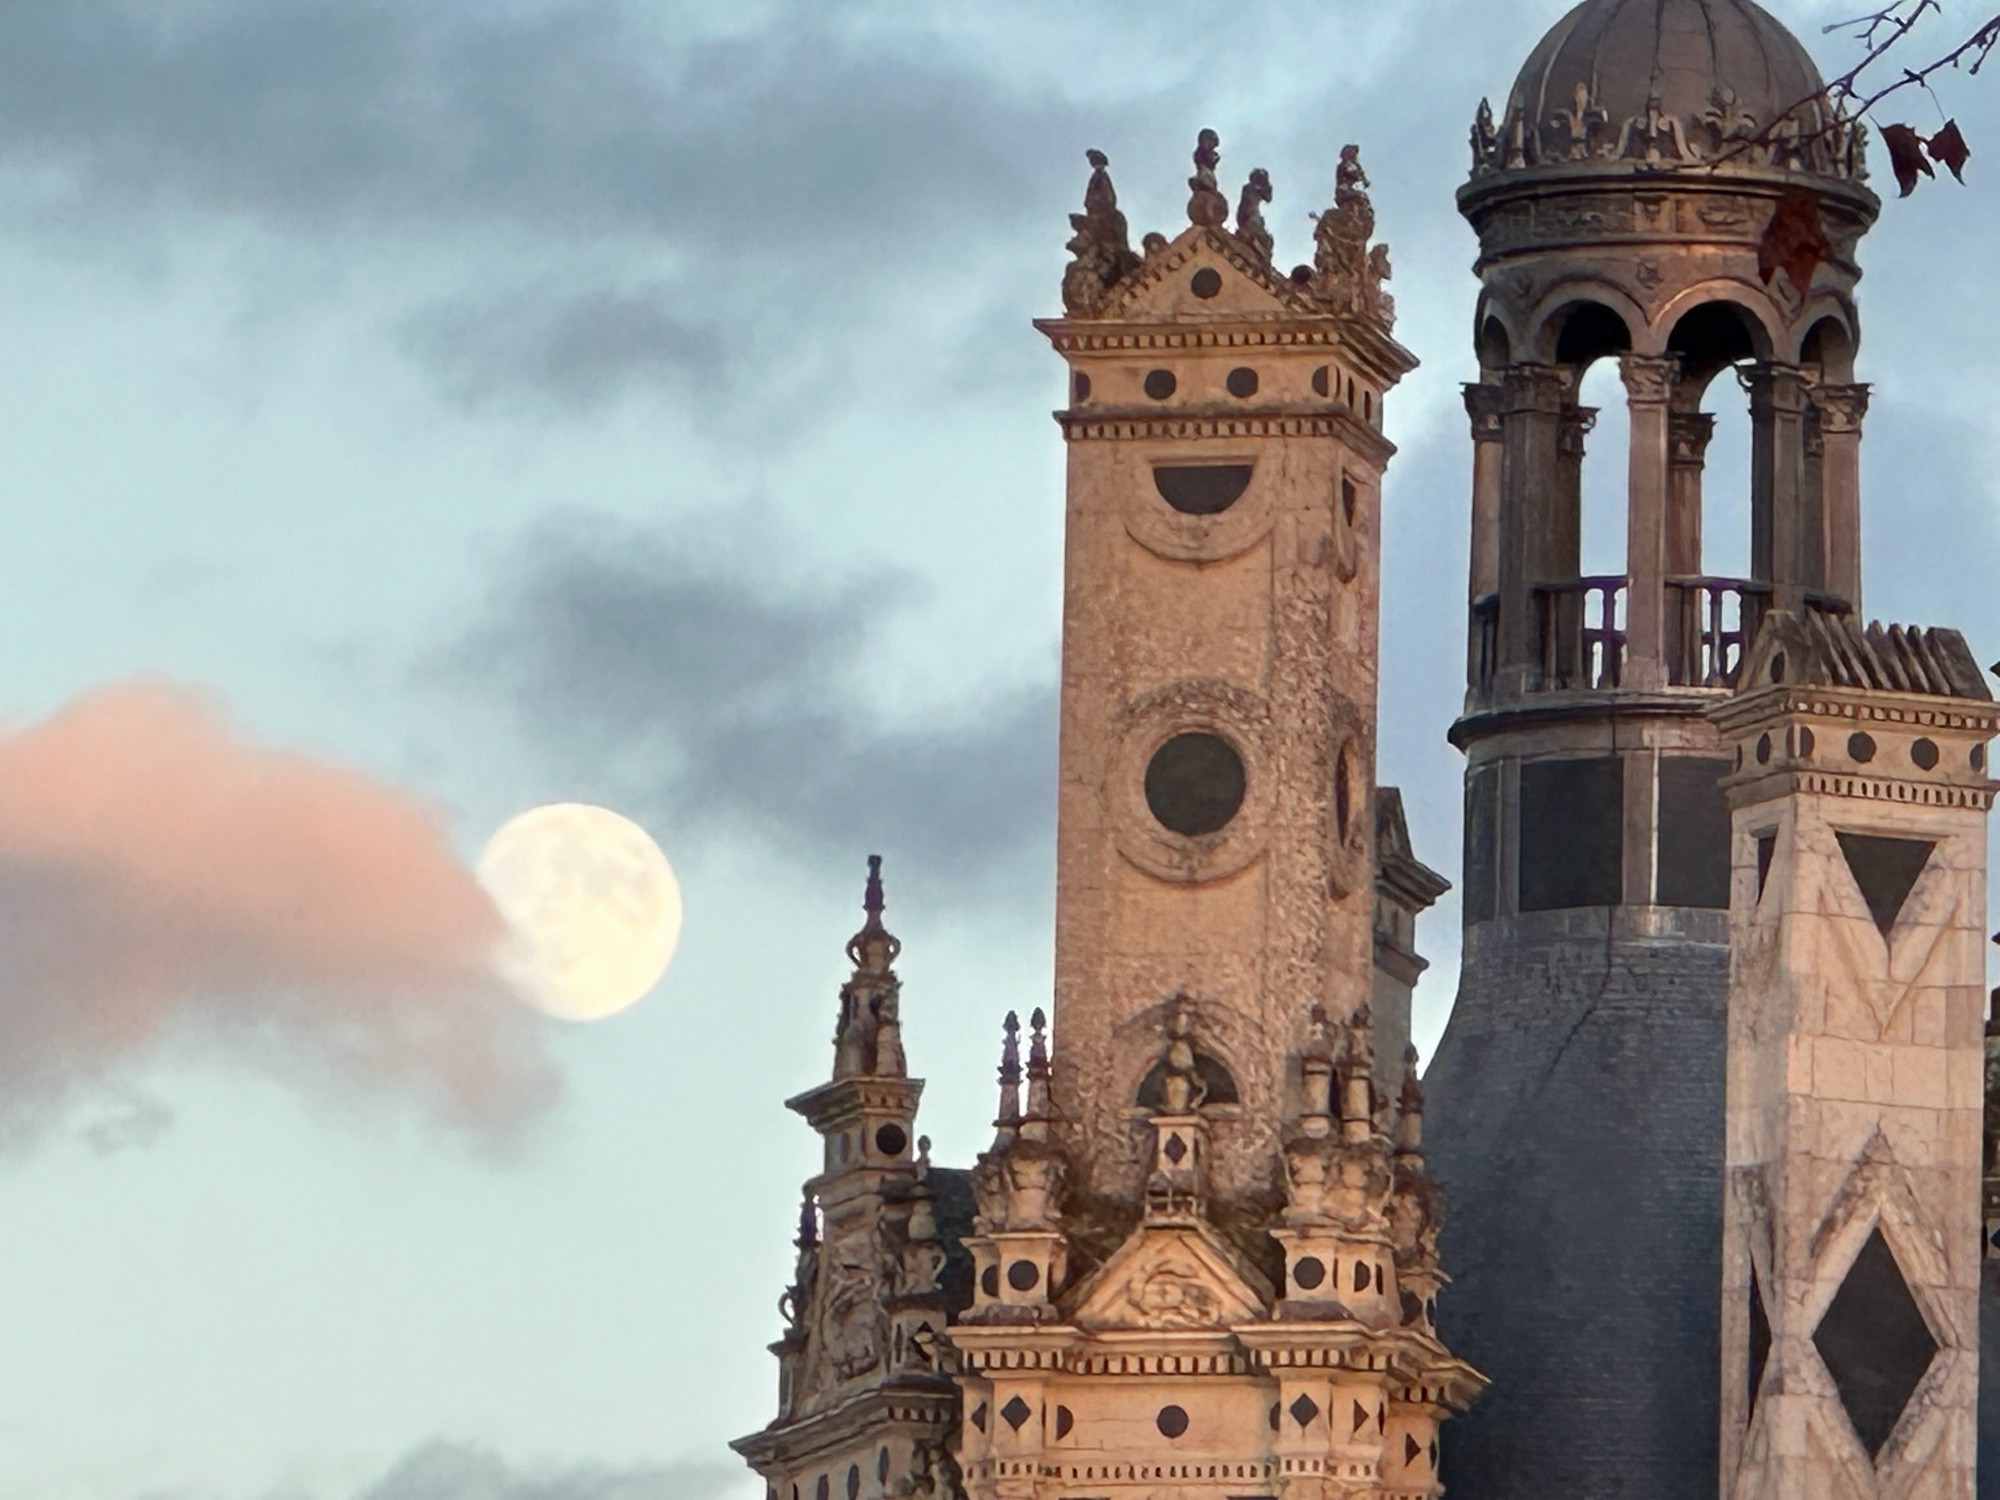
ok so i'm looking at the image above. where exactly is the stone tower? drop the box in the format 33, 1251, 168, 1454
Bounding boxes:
1714, 617, 1994, 1496
1421, 1, 1880, 1494
945, 131, 1480, 1500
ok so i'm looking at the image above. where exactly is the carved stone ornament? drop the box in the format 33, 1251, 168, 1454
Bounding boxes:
1306, 145, 1395, 331
1127, 1261, 1225, 1328
1234, 167, 1274, 263
1062, 149, 1143, 317
1187, 128, 1228, 229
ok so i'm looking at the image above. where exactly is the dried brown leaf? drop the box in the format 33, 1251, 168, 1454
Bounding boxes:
1758, 189, 1832, 294
1882, 123, 1936, 197
1927, 118, 1972, 183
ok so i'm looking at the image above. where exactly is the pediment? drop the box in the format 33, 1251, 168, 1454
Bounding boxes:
1098, 226, 1309, 322
1070, 1222, 1268, 1332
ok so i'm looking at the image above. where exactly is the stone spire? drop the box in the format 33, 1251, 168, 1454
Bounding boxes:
833, 854, 905, 1081
965, 1010, 1070, 1323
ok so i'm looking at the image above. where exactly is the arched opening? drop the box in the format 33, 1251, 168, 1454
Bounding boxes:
1478, 314, 1511, 373
1801, 315, 1856, 382
1665, 300, 1766, 684
1135, 1052, 1240, 1108
1552, 301, 1631, 366
1575, 357, 1629, 578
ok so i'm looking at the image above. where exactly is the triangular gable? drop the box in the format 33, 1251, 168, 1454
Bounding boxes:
1069, 1222, 1268, 1331
1097, 225, 1311, 322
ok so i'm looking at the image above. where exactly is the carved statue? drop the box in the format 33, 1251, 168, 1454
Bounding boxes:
1160, 998, 1209, 1114
1187, 128, 1228, 228
1470, 97, 1499, 174
1235, 167, 1274, 262
1308, 146, 1395, 331
1061, 149, 1142, 317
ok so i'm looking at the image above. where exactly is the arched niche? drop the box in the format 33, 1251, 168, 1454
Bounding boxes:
1800, 314, 1857, 382
1544, 298, 1634, 367
1649, 281, 1780, 367
1477, 312, 1512, 374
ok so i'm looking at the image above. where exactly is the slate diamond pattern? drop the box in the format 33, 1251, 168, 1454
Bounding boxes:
1001, 1395, 1033, 1432
1813, 1227, 1937, 1458
1289, 1393, 1319, 1428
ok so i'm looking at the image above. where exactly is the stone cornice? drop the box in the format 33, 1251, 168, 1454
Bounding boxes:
1709, 685, 2000, 739
1450, 688, 1723, 750
730, 1379, 957, 1468
1037, 315, 1418, 389
1054, 404, 1396, 465
785, 1075, 926, 1131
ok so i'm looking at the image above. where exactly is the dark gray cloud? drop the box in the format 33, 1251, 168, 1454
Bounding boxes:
401, 287, 724, 410
0, 1, 1095, 251
452, 517, 1057, 900
354, 1442, 741, 1500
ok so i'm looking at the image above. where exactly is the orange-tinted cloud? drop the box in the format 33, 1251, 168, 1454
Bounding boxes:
0, 681, 554, 1143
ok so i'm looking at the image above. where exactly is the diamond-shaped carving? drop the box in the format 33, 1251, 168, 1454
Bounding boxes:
1835, 833, 1934, 937
1813, 1227, 1937, 1457
1163, 1132, 1188, 1165
1289, 1393, 1319, 1427
1001, 1395, 1033, 1432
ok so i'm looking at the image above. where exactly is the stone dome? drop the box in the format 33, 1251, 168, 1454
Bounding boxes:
1488, 0, 1852, 178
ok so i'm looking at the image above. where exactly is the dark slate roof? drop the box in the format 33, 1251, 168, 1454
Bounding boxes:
1744, 610, 1992, 700
1509, 0, 1829, 152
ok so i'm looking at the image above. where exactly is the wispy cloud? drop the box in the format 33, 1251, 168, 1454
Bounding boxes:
452, 516, 1057, 899
353, 1442, 746, 1500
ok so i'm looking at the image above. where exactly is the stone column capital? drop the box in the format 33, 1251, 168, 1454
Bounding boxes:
1619, 353, 1680, 404
1669, 410, 1716, 467
1463, 381, 1505, 441
1741, 361, 1812, 411
1501, 362, 1569, 414
1811, 382, 1871, 434
1558, 404, 1598, 459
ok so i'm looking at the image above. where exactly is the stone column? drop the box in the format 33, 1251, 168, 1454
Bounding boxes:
1621, 355, 1679, 691
1465, 382, 1505, 601
1715, 664, 1996, 1497
1812, 383, 1870, 616
1496, 364, 1568, 696
1667, 410, 1714, 576
1745, 363, 1814, 611
1465, 383, 1505, 702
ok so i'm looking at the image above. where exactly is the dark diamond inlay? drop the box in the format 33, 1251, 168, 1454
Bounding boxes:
970, 1403, 987, 1433
1001, 1396, 1033, 1432
1405, 1434, 1422, 1466
1749, 1267, 1773, 1417
1289, 1393, 1319, 1427
1813, 1227, 1937, 1458
1836, 832, 1935, 937
1162, 1132, 1188, 1164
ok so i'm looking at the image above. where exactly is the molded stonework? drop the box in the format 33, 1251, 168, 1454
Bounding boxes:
1714, 620, 1996, 1498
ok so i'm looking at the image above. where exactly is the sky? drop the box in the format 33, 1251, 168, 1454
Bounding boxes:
5, 1, 2000, 1497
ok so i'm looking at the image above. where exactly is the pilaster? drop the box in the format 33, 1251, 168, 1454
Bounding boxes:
1622, 354, 1679, 691
1811, 384, 1869, 615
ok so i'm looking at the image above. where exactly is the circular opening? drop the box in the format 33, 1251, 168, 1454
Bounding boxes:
1912, 738, 1940, 770
979, 1264, 999, 1298
1226, 366, 1259, 398
874, 1122, 907, 1157
1156, 1405, 1190, 1439
1072, 371, 1091, 403
1145, 732, 1247, 837
1190, 267, 1222, 298
1293, 1255, 1327, 1291
1144, 369, 1177, 401
1848, 731, 1877, 764
1755, 733, 1772, 765
1312, 366, 1330, 397
1006, 1259, 1041, 1291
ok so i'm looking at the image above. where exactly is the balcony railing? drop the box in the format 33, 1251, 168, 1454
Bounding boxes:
1664, 576, 1772, 688
1534, 576, 1626, 691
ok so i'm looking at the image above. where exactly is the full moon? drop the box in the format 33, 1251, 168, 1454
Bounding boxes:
476, 803, 683, 1022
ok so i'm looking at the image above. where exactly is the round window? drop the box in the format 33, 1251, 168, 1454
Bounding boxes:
1145, 733, 1246, 836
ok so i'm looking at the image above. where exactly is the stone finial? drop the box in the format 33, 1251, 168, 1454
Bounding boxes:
1235, 167, 1274, 262
1022, 1007, 1053, 1138
1187, 128, 1228, 227
993, 1011, 1023, 1149
833, 855, 905, 1079
1340, 1002, 1377, 1138
1395, 1044, 1425, 1158
1470, 96, 1499, 175
1061, 149, 1142, 317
